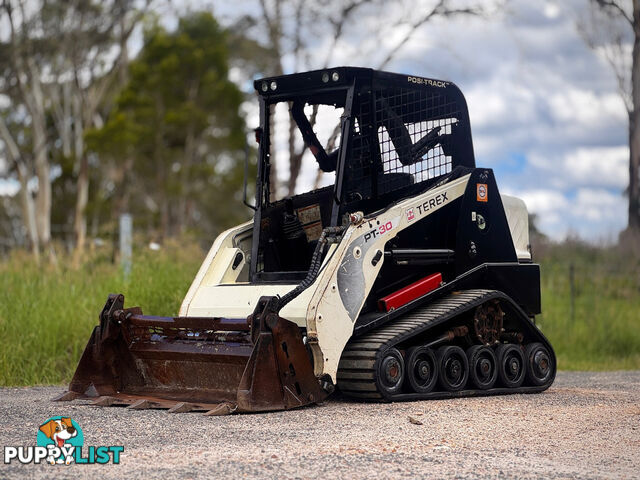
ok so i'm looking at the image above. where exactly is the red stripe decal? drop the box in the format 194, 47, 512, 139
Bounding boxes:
378, 273, 442, 312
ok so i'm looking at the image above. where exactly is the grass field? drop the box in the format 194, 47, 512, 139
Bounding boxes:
0, 242, 203, 386
537, 242, 640, 371
0, 240, 638, 386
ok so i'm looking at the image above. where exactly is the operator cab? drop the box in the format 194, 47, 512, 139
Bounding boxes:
250, 67, 476, 282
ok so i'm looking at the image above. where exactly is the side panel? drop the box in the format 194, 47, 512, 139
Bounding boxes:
457, 263, 541, 315
454, 169, 518, 275
352, 262, 542, 336
179, 221, 252, 316
501, 194, 532, 261
306, 174, 471, 381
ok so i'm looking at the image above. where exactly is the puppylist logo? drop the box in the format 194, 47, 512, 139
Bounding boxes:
3, 416, 124, 465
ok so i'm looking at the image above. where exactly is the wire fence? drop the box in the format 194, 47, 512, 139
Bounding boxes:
540, 260, 640, 322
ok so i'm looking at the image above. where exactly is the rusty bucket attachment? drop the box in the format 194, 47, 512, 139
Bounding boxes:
57, 294, 327, 414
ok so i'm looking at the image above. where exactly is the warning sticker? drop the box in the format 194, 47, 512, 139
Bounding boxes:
476, 183, 488, 202
303, 221, 323, 242
296, 204, 321, 225
296, 204, 323, 241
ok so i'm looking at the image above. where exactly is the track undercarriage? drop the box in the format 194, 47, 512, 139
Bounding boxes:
338, 290, 555, 401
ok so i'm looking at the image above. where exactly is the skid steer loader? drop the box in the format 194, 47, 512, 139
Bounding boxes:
57, 67, 555, 414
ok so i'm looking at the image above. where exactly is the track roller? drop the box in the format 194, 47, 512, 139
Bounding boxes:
436, 345, 468, 391
525, 342, 554, 386
466, 345, 498, 390
406, 346, 438, 393
375, 348, 405, 395
496, 344, 525, 388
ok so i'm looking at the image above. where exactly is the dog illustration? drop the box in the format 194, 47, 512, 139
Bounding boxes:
39, 418, 77, 464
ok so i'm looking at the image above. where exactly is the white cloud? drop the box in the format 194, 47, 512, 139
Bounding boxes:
548, 89, 625, 128
209, 0, 631, 242
564, 147, 628, 189
527, 145, 628, 191
513, 189, 569, 240
543, 2, 561, 19
518, 189, 570, 214
510, 187, 626, 241
574, 188, 626, 222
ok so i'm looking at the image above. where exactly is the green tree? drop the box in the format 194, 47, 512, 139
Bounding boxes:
580, 1, 640, 239
87, 12, 250, 241
0, 0, 148, 261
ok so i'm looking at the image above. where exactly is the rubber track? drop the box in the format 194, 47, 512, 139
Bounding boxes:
337, 289, 554, 401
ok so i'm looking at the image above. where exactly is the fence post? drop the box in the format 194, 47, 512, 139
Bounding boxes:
119, 213, 132, 280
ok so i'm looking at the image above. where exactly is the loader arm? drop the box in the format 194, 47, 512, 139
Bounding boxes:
306, 173, 471, 381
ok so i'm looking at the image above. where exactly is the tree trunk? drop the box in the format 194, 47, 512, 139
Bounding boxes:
179, 81, 199, 233
179, 126, 196, 234
50, 80, 73, 159
26, 59, 53, 260
0, 116, 40, 258
268, 103, 279, 200
154, 97, 168, 240
32, 116, 51, 251
259, 0, 284, 199
16, 163, 40, 259
72, 93, 88, 266
629, 114, 640, 230
629, 2, 640, 231
72, 155, 89, 262
287, 110, 302, 196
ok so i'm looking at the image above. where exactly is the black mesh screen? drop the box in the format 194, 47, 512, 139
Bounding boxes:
347, 85, 461, 200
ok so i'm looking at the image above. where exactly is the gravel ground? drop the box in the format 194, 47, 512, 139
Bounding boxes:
1, 371, 639, 479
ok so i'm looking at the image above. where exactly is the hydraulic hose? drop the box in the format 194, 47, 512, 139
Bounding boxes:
278, 226, 345, 311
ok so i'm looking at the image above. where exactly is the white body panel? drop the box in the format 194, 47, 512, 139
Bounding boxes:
180, 174, 471, 383
501, 194, 531, 261
179, 221, 253, 317
185, 283, 316, 322
180, 221, 333, 326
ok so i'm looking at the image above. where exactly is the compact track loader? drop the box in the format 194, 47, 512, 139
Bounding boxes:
57, 67, 555, 414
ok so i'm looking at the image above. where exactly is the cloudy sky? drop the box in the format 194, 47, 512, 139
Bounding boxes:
377, 0, 630, 242
217, 0, 631, 242
0, 0, 631, 242
391, 1, 629, 242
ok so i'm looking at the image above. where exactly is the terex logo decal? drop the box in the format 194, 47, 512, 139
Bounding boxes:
415, 192, 449, 215
361, 182, 464, 245
406, 208, 415, 222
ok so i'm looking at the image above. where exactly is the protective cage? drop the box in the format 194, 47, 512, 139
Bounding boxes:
254, 67, 475, 216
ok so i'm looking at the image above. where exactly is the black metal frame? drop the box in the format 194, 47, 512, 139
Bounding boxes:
353, 262, 541, 337
249, 67, 477, 281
